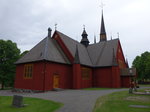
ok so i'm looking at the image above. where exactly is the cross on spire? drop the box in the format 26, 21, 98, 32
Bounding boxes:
83, 24, 85, 30
100, 0, 105, 10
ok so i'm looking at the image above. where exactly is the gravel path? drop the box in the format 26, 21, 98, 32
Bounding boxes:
0, 88, 129, 112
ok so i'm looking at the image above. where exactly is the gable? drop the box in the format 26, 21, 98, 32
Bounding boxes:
54, 31, 93, 66
117, 40, 127, 68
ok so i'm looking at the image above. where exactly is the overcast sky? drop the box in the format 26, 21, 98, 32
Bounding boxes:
0, 0, 150, 66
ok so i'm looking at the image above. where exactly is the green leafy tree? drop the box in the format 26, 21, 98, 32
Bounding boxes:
0, 40, 20, 89
20, 50, 29, 57
132, 51, 150, 81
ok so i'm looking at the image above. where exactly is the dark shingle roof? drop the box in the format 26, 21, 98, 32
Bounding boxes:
87, 39, 119, 67
16, 30, 119, 67
15, 36, 70, 64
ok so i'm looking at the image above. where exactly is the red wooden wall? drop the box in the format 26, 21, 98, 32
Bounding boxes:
15, 62, 45, 91
73, 64, 92, 89
121, 76, 131, 88
15, 61, 72, 91
116, 40, 131, 87
111, 66, 121, 88
45, 62, 72, 90
81, 66, 92, 88
93, 67, 112, 88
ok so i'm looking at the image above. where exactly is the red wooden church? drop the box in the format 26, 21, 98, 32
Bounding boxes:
14, 12, 136, 92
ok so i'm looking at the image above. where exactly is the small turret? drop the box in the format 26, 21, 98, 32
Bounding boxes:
80, 27, 89, 47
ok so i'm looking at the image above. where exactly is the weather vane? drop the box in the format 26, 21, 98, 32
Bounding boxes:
55, 23, 57, 30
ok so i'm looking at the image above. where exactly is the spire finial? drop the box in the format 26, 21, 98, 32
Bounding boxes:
55, 23, 57, 30
117, 32, 120, 38
100, 0, 105, 10
83, 24, 85, 30
100, 3, 107, 42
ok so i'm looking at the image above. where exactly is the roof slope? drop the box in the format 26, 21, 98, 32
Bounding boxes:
15, 36, 70, 64
56, 31, 93, 66
87, 39, 119, 67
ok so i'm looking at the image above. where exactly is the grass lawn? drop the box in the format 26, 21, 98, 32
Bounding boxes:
0, 87, 12, 90
139, 84, 150, 87
0, 96, 63, 112
93, 89, 150, 112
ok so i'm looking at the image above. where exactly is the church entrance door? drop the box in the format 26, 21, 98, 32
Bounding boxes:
53, 74, 59, 88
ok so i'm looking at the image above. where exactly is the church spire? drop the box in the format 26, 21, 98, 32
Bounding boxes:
100, 10, 107, 42
80, 26, 89, 47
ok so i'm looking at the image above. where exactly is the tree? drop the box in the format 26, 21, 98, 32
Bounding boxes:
132, 51, 150, 81
0, 40, 20, 89
20, 50, 29, 57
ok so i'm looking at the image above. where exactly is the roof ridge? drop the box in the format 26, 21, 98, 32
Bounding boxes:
88, 38, 119, 46
56, 30, 80, 44
86, 47, 94, 65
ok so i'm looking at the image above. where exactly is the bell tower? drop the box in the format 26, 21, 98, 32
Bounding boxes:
80, 26, 89, 47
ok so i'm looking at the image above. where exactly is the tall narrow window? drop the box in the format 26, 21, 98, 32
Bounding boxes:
82, 67, 91, 80
24, 64, 33, 79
